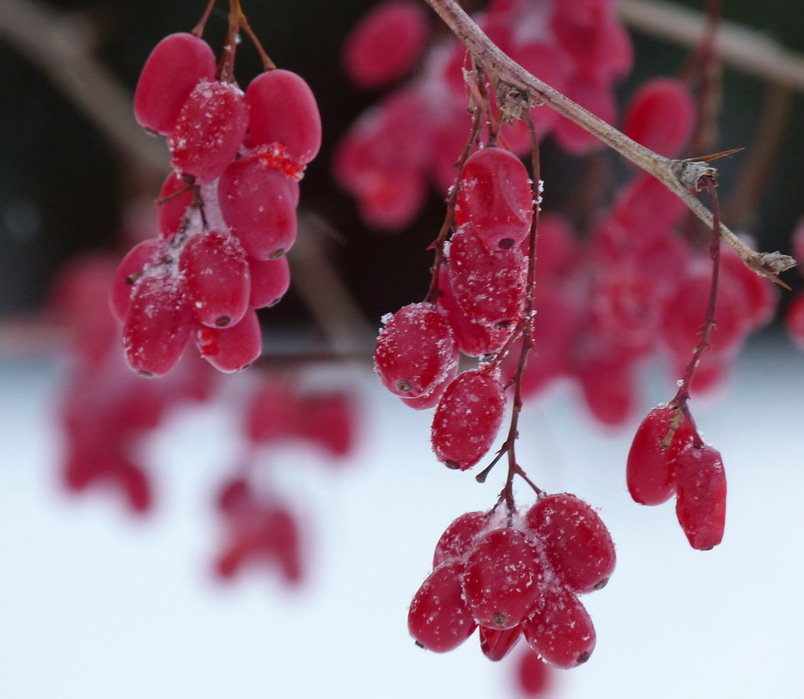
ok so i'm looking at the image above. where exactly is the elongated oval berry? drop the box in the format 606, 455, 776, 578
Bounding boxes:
432, 511, 488, 568
110, 238, 164, 323
374, 303, 458, 399
408, 562, 477, 653
246, 69, 322, 165
455, 147, 533, 250
462, 527, 543, 630
219, 156, 298, 260
123, 274, 191, 377
431, 369, 506, 470
194, 308, 262, 373
248, 255, 290, 309
479, 625, 522, 662
179, 230, 250, 328
623, 78, 695, 158
674, 443, 727, 550
134, 33, 217, 135
169, 80, 249, 184
448, 224, 527, 327
342, 0, 429, 88
627, 403, 694, 505
522, 586, 596, 669
524, 493, 615, 594
435, 266, 509, 357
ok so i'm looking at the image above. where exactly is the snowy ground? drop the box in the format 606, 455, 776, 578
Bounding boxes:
2, 336, 803, 699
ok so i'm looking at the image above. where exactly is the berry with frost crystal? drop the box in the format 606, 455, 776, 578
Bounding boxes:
431, 369, 506, 470
524, 493, 616, 594
374, 302, 458, 399
674, 443, 727, 550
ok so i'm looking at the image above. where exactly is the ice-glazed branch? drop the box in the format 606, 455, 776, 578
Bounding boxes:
422, 0, 796, 283
0, 0, 167, 176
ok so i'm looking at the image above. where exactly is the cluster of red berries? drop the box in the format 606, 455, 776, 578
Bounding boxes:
374, 142, 536, 469
112, 30, 321, 377
408, 493, 615, 668
335, 0, 632, 229
212, 376, 357, 586
627, 404, 727, 550
52, 252, 216, 513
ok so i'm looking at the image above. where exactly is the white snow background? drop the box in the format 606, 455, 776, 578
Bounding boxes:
2, 334, 803, 699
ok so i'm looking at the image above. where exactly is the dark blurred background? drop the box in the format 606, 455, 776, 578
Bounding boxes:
1, 0, 802, 327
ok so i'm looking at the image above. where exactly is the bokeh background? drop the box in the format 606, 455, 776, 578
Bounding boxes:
2, 1, 804, 698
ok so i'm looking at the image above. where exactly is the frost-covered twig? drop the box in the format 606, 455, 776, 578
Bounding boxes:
422, 0, 795, 283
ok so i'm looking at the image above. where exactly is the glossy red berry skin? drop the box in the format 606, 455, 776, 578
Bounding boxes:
408, 562, 477, 653
431, 369, 506, 470
522, 585, 596, 669
524, 493, 615, 594
462, 527, 543, 630
674, 443, 727, 550
627, 403, 694, 506
479, 625, 522, 661
374, 303, 458, 399
432, 510, 488, 568
134, 33, 217, 136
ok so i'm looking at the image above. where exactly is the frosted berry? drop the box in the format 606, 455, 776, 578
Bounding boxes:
462, 527, 543, 630
246, 69, 322, 165
524, 493, 616, 594
455, 147, 534, 251
674, 443, 727, 550
408, 562, 477, 653
431, 369, 506, 470
374, 303, 458, 399
522, 585, 596, 669
179, 229, 251, 328
432, 510, 488, 568
169, 80, 249, 184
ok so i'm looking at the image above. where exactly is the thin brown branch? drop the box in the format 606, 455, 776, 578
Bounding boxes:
0, 0, 167, 176
421, 0, 796, 284
618, 0, 804, 92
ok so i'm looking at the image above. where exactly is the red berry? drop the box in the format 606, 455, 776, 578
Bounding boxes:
627, 404, 694, 506
179, 230, 251, 328
431, 369, 506, 470
408, 562, 477, 653
674, 443, 727, 550
342, 0, 430, 88
134, 33, 217, 136
123, 273, 190, 377
455, 147, 534, 251
524, 493, 615, 594
169, 80, 249, 184
462, 527, 543, 630
246, 69, 322, 165
194, 308, 262, 373
522, 585, 596, 669
479, 624, 522, 661
448, 224, 527, 327
374, 303, 458, 399
432, 511, 488, 568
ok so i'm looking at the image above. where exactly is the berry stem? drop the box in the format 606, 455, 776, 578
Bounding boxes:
192, 0, 219, 38
477, 114, 543, 503
424, 103, 483, 305
671, 176, 722, 447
